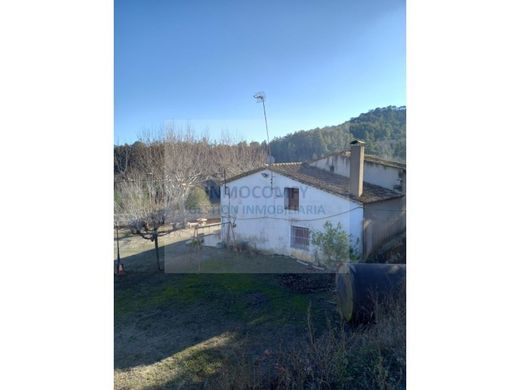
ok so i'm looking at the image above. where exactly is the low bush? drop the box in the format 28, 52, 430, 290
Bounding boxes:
312, 221, 360, 269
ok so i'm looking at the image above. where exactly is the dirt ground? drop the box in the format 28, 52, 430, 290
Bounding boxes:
114, 225, 220, 260
114, 232, 338, 389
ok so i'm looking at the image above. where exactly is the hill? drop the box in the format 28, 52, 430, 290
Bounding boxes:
269, 106, 406, 163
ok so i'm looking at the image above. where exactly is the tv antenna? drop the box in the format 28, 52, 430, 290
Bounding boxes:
253, 91, 274, 165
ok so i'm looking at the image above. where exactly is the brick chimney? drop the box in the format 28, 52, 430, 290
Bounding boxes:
349, 140, 365, 197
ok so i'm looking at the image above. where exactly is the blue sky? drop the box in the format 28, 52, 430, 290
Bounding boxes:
115, 0, 405, 145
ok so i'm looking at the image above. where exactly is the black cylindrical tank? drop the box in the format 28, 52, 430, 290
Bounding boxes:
336, 263, 406, 323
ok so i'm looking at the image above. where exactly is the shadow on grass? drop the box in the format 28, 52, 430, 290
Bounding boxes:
114, 243, 338, 389
115, 272, 335, 364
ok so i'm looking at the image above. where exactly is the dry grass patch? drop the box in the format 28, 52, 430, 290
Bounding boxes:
210, 295, 406, 389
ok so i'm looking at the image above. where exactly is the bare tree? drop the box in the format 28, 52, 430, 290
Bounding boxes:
114, 127, 268, 271
207, 132, 267, 180
162, 129, 208, 224
114, 140, 172, 271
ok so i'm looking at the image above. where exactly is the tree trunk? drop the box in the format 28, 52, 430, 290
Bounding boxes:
154, 234, 161, 271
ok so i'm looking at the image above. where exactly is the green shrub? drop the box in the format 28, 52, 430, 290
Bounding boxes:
312, 221, 360, 268
185, 186, 211, 212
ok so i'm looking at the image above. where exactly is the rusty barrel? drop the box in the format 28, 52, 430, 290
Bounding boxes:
336, 263, 406, 323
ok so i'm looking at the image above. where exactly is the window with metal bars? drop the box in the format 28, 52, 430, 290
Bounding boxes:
291, 225, 310, 250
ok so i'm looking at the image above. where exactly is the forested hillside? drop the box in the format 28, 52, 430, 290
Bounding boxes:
270, 106, 406, 162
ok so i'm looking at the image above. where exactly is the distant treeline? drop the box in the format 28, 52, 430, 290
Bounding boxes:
270, 106, 406, 163
114, 137, 266, 181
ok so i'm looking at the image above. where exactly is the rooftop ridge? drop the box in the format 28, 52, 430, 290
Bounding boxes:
269, 162, 301, 166
306, 150, 406, 169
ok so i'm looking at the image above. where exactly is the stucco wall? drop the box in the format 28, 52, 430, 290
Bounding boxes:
221, 169, 364, 262
363, 196, 406, 257
309, 155, 405, 192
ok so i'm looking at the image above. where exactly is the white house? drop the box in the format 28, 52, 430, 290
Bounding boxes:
220, 141, 405, 262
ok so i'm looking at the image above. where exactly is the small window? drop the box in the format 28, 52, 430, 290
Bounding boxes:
284, 187, 299, 210
291, 226, 310, 250
393, 178, 403, 192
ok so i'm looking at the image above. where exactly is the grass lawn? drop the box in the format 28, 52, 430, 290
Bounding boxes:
114, 233, 405, 389
115, 233, 337, 389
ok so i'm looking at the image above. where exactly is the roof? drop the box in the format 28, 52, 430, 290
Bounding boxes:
224, 162, 403, 204
310, 151, 406, 170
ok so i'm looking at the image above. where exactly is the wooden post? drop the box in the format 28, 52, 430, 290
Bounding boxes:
115, 223, 122, 274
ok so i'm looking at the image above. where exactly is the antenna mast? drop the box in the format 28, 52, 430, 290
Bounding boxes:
253, 91, 272, 165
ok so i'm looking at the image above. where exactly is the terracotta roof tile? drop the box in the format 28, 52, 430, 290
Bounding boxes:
225, 163, 403, 204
